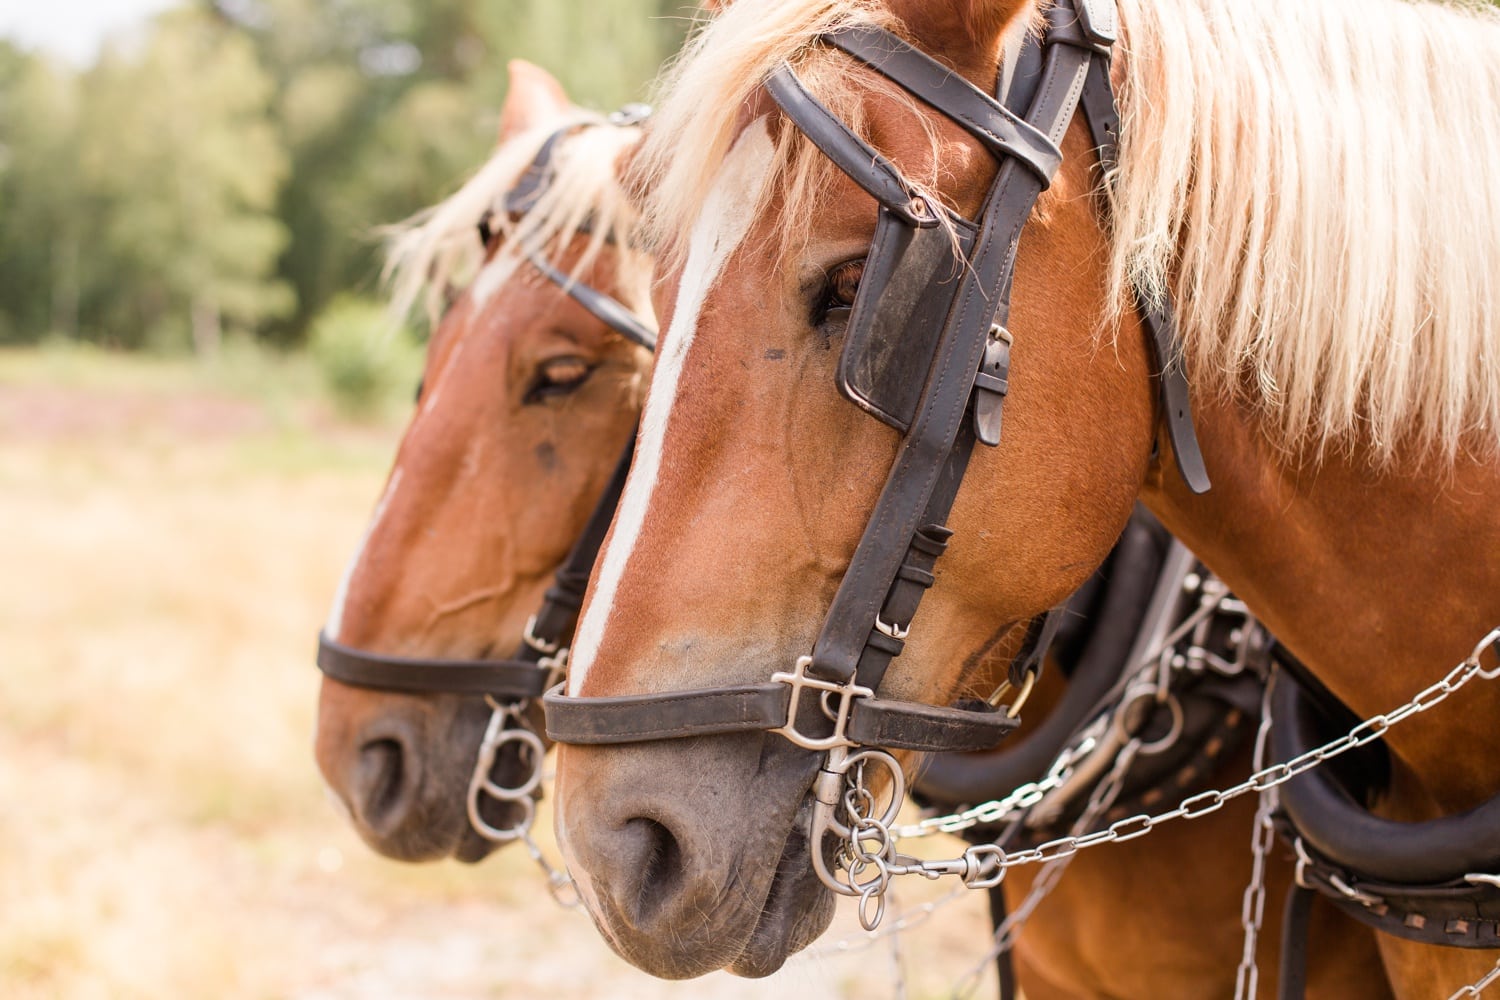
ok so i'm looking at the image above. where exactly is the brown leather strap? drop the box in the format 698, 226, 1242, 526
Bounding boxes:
543, 682, 1017, 753
317, 632, 550, 697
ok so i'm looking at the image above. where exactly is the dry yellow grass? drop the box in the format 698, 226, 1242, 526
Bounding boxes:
0, 347, 996, 999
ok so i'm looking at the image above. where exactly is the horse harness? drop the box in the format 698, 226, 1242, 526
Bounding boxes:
315, 110, 657, 853
541, 0, 1213, 906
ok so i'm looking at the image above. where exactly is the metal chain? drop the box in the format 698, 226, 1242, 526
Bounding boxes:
894, 566, 1250, 845
839, 627, 1500, 898
522, 828, 582, 908
892, 736, 1098, 841
952, 738, 1143, 1000
465, 692, 584, 909
1450, 956, 1500, 999
1234, 682, 1279, 1000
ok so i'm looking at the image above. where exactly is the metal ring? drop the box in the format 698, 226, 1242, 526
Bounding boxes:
834, 749, 900, 827
477, 727, 547, 800
1001, 670, 1037, 719
1469, 627, 1500, 679
1111, 682, 1183, 754
858, 880, 888, 931
1135, 694, 1185, 756
467, 778, 537, 843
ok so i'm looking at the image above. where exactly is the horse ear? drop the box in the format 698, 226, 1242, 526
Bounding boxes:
498, 60, 572, 143
885, 0, 1029, 73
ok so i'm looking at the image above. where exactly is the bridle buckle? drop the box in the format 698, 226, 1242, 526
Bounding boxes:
771, 655, 874, 751
523, 614, 561, 657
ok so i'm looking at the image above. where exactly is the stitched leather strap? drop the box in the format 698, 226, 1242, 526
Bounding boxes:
1278, 885, 1314, 1000
1076, 57, 1210, 494
825, 25, 1062, 184
806, 26, 1094, 687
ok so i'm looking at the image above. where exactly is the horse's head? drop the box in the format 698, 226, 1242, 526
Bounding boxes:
552, 0, 1164, 977
315, 62, 654, 864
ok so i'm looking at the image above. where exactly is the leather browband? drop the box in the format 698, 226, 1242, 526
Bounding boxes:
823, 25, 1062, 184
762, 69, 936, 227
524, 250, 656, 351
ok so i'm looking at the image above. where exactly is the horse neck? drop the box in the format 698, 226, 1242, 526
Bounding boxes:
1141, 393, 1500, 816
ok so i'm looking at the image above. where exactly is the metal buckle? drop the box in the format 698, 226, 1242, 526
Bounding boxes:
874, 615, 909, 640
522, 615, 561, 657
538, 646, 570, 692
771, 655, 874, 751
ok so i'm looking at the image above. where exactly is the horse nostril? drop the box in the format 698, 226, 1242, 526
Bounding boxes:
354, 737, 409, 831
628, 817, 686, 923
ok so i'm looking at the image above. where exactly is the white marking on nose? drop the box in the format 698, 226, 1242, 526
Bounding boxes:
324, 467, 405, 642
568, 119, 775, 695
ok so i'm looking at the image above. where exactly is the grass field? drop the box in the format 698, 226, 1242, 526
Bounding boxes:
0, 344, 997, 999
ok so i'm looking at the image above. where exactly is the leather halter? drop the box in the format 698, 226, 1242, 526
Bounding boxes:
544, 0, 1210, 758
315, 119, 656, 700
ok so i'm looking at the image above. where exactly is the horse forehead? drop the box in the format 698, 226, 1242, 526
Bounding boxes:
568, 119, 776, 696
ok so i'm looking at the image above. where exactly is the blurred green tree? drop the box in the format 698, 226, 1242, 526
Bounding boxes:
0, 45, 85, 344
0, 0, 694, 350
77, 9, 292, 352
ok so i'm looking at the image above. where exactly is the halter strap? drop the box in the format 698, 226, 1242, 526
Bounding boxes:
317, 435, 634, 695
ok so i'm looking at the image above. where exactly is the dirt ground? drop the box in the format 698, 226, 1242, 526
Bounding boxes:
0, 350, 999, 999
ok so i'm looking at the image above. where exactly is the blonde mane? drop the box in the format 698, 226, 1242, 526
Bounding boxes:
384, 111, 653, 329
1111, 0, 1500, 463
642, 0, 1500, 466
636, 0, 971, 266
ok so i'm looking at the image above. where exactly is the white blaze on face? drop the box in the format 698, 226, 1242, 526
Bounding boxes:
324, 467, 404, 642
568, 118, 775, 695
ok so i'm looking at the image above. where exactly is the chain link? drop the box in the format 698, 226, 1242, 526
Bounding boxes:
1450, 956, 1500, 999
464, 695, 583, 908
830, 629, 1500, 909
951, 738, 1143, 999
1233, 682, 1279, 1000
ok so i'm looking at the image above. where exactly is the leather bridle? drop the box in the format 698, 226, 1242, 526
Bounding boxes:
315, 111, 657, 843
543, 2, 1209, 777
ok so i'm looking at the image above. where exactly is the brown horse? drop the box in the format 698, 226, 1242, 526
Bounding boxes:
548, 0, 1500, 995
314, 61, 653, 863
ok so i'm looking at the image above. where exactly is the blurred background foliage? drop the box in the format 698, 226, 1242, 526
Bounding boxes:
0, 0, 692, 364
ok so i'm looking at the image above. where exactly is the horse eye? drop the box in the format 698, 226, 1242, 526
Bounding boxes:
524, 355, 594, 405
817, 258, 865, 326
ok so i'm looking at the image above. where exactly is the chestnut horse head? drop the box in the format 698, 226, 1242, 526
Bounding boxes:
314, 61, 654, 864
550, 0, 1500, 989
549, 0, 1158, 977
